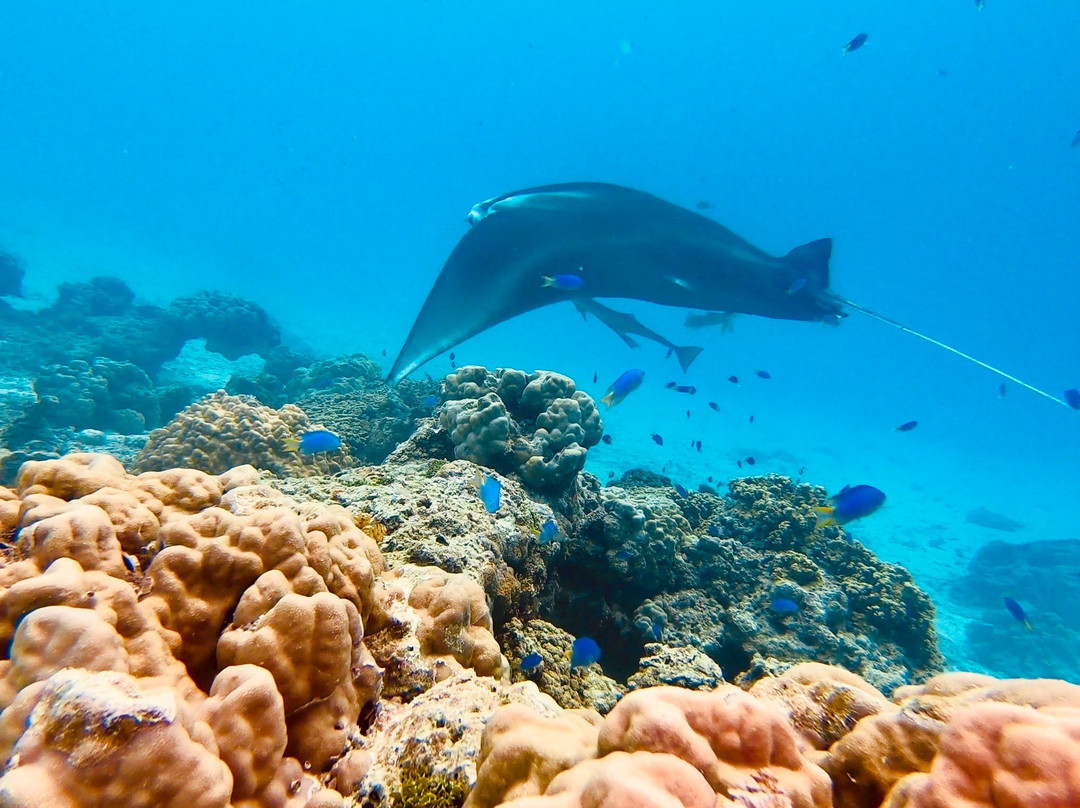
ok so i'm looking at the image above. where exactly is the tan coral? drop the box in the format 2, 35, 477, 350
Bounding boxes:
17, 503, 126, 577
495, 751, 718, 808
749, 662, 894, 750
0, 668, 234, 808
217, 568, 377, 772
132, 391, 354, 477
0, 485, 19, 537
598, 685, 832, 808
882, 701, 1080, 808
465, 703, 603, 808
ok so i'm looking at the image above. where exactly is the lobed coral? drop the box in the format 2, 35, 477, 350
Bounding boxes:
438, 367, 603, 491
133, 391, 354, 477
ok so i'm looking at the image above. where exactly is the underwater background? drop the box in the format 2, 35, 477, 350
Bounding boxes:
2, 0, 1078, 682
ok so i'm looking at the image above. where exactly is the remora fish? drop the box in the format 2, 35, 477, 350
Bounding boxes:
389, 182, 842, 385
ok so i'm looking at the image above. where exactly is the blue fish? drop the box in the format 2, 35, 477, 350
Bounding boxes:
817, 484, 886, 526
601, 369, 645, 407
1003, 596, 1032, 630
1065, 389, 1080, 410
479, 474, 501, 513
896, 420, 918, 432
771, 598, 800, 614
755, 370, 771, 379
651, 433, 664, 446
542, 273, 586, 291
286, 430, 343, 454
601, 434, 613, 445
570, 637, 602, 670
673, 483, 689, 497
422, 394, 438, 407
520, 652, 544, 672
615, 548, 632, 560
538, 518, 558, 544
842, 32, 868, 56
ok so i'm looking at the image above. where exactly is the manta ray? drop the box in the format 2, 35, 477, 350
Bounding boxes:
388, 181, 1070, 409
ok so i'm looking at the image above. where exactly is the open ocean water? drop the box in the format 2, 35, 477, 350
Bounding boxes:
1, 1, 1078, 680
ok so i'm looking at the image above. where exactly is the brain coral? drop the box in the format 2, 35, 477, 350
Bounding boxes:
438, 366, 603, 490
133, 390, 354, 476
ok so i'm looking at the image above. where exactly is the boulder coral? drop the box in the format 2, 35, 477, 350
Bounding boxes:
439, 366, 603, 490
0, 454, 511, 807
134, 391, 355, 477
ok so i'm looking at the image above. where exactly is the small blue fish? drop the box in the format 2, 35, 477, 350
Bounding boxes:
479, 474, 501, 513
676, 385, 696, 394
817, 484, 885, 527
728, 376, 739, 384
695, 440, 702, 452
422, 394, 438, 407
673, 483, 689, 497
520, 652, 544, 672
601, 434, 613, 445
771, 598, 800, 614
570, 637, 602, 670
651, 433, 664, 446
787, 278, 808, 295
665, 381, 677, 389
538, 518, 558, 544
651, 624, 663, 640
842, 32, 868, 56
601, 369, 645, 407
896, 420, 918, 432
285, 430, 343, 454
615, 548, 632, 561
1065, 389, 1080, 410
745, 456, 756, 465
755, 370, 771, 379
542, 274, 586, 291
708, 402, 720, 411
1003, 596, 1032, 630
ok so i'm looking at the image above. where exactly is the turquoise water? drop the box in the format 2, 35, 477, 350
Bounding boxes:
2, 2, 1078, 679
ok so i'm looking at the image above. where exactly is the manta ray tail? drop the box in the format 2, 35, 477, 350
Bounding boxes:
672, 345, 705, 373
842, 298, 1073, 409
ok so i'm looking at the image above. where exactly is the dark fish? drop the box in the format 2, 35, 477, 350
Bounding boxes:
708, 401, 720, 411
798, 465, 806, 475
707, 475, 714, 482
686, 410, 691, 419
695, 200, 715, 210
749, 415, 754, 424
388, 183, 841, 386
601, 434, 613, 445
608, 471, 615, 478
381, 349, 386, 356
737, 460, 743, 468
998, 382, 1007, 399
450, 352, 456, 361
451, 361, 456, 368
1065, 389, 1080, 410
665, 381, 677, 389
695, 440, 702, 452
520, 652, 543, 672
728, 376, 739, 384
755, 370, 771, 379
651, 433, 664, 446
842, 32, 868, 56
896, 420, 918, 432
676, 385, 697, 394
817, 484, 886, 526
593, 371, 598, 383
770, 598, 799, 615
673, 483, 689, 497
1003, 596, 1032, 630
745, 456, 756, 465
570, 637, 602, 669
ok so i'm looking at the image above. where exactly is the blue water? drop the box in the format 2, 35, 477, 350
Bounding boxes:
2, 1, 1078, 678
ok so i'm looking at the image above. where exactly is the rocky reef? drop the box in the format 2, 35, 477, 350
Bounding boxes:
0, 359, 1077, 808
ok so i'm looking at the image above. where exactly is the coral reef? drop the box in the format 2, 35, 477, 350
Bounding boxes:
169, 290, 281, 361
0, 250, 24, 297
541, 472, 943, 692
133, 391, 354, 477
436, 366, 603, 491
951, 537, 1080, 681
